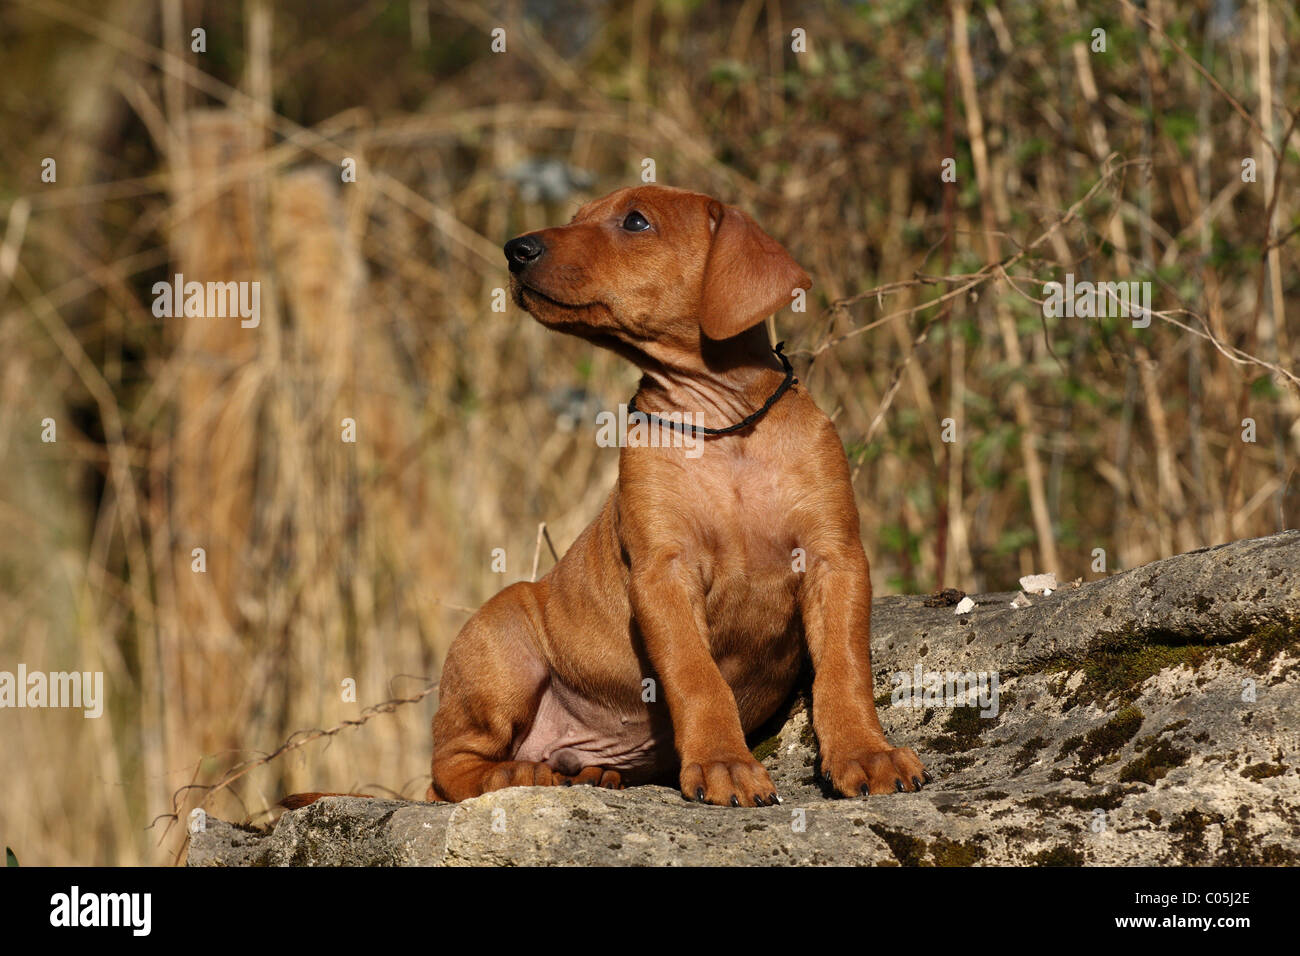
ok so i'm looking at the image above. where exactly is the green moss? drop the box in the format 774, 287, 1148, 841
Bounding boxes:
1240, 762, 1287, 781
1118, 739, 1190, 784
1012, 736, 1049, 773
1167, 810, 1298, 865
1025, 789, 1127, 812
1027, 845, 1084, 866
1077, 705, 1144, 765
750, 732, 781, 763
1228, 620, 1300, 671
1056, 734, 1084, 759
1215, 822, 1300, 865
931, 837, 987, 866
1059, 789, 1127, 812
799, 722, 817, 751
1169, 809, 1217, 863
748, 683, 810, 765
926, 693, 1013, 754
1162, 809, 1296, 865
1024, 617, 1299, 710
931, 706, 984, 753
868, 826, 986, 866
868, 825, 929, 866
1058, 640, 1209, 709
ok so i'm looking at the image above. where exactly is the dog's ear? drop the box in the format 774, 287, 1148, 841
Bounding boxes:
698, 200, 811, 341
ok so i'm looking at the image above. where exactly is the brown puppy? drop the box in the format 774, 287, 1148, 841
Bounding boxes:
428, 185, 926, 806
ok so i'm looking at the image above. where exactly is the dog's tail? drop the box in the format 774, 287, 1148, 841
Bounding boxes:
279, 791, 375, 810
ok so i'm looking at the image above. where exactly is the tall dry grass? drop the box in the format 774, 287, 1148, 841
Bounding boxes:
0, 0, 1296, 863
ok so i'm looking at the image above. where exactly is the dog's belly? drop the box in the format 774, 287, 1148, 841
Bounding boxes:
513, 511, 806, 780
512, 578, 803, 780
512, 679, 675, 781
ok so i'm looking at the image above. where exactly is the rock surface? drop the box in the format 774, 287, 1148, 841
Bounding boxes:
188, 532, 1300, 866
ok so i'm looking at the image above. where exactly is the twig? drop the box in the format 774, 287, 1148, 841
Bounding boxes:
529, 521, 560, 582
800, 157, 1148, 359
154, 679, 439, 864
1119, 0, 1278, 159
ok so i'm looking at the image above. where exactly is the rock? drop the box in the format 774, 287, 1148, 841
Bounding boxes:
188, 532, 1300, 866
1019, 572, 1058, 595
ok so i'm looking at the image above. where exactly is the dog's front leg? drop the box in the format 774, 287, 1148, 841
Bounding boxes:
629, 555, 779, 807
800, 548, 929, 796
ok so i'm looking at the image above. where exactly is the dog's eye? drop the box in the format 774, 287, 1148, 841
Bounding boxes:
621, 211, 651, 232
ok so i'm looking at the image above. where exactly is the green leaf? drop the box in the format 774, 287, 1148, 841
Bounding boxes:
5, 846, 17, 867
1250, 375, 1282, 400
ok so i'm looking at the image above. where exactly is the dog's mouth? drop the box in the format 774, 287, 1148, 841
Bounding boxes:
513, 279, 596, 312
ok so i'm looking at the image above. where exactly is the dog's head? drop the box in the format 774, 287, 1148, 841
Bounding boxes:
504, 185, 810, 367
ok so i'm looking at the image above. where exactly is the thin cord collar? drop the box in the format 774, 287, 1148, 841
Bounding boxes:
626, 342, 798, 437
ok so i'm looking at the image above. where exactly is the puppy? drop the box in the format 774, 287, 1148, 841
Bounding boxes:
428, 185, 926, 806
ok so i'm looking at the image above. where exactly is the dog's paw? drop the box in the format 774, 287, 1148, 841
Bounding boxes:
680, 756, 780, 807
821, 746, 929, 796
481, 760, 559, 792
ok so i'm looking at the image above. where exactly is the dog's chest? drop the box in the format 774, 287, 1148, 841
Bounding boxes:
693, 454, 805, 636
696, 446, 802, 544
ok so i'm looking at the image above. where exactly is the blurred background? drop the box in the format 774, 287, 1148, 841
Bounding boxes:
0, 0, 1296, 864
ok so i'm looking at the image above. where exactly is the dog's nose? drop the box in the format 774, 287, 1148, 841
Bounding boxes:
504, 235, 545, 272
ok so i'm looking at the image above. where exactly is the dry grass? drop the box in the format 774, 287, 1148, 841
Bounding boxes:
0, 0, 1296, 864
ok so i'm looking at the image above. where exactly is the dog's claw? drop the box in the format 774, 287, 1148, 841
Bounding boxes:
922, 770, 933, 784
695, 786, 706, 802
895, 779, 906, 793
860, 783, 870, 796
730, 794, 740, 807
754, 793, 766, 806
769, 792, 780, 805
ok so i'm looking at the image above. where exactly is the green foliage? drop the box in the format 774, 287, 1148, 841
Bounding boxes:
994, 526, 1036, 556
1250, 375, 1282, 400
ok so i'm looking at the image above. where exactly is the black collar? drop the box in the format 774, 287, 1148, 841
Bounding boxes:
627, 342, 798, 436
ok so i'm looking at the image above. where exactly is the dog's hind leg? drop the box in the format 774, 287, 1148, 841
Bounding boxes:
427, 581, 625, 801
426, 582, 555, 801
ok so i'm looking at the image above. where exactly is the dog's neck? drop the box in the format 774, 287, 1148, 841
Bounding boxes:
632, 325, 790, 430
